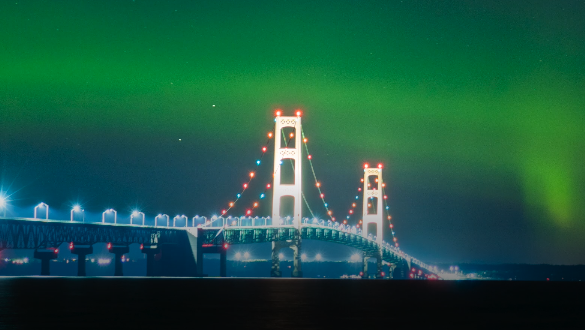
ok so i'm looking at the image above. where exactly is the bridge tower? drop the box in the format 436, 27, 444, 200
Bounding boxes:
270, 110, 303, 277
361, 164, 384, 278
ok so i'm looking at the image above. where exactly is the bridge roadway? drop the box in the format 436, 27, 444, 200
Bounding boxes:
0, 216, 439, 279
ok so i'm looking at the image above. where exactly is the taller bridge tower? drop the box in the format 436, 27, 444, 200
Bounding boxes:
270, 110, 303, 277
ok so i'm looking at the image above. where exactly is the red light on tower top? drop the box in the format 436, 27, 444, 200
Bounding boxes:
364, 163, 369, 169
275, 109, 282, 117
296, 110, 302, 117
377, 163, 383, 169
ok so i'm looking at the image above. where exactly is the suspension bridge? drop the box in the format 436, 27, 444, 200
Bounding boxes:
0, 111, 453, 280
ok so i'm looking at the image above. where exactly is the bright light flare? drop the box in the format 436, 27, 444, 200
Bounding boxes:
275, 109, 282, 117
243, 252, 250, 259
364, 163, 369, 169
315, 253, 322, 261
295, 110, 302, 117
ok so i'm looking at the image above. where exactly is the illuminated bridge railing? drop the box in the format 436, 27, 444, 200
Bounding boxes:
1, 216, 439, 276
0, 217, 181, 249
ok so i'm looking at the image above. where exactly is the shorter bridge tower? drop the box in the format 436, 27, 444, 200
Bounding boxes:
270, 110, 303, 277
361, 163, 385, 278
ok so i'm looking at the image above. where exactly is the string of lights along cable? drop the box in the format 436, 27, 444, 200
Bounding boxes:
218, 123, 275, 218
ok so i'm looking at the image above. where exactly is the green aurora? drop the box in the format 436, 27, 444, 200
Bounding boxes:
1, 1, 584, 264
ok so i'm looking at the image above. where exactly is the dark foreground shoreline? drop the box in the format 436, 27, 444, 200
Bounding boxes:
0, 277, 582, 328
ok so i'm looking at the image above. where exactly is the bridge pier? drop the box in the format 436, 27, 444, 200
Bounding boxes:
108, 245, 129, 276
34, 249, 58, 275
271, 240, 302, 277
141, 245, 160, 276
71, 245, 93, 276
362, 250, 383, 279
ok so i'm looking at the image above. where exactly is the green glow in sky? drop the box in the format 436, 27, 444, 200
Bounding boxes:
1, 0, 584, 263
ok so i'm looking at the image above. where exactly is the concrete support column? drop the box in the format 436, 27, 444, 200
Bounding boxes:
387, 264, 396, 279
290, 240, 302, 278
375, 256, 383, 279
34, 249, 58, 276
220, 248, 227, 277
362, 255, 369, 278
271, 241, 282, 277
71, 246, 93, 276
108, 245, 129, 276
141, 245, 160, 276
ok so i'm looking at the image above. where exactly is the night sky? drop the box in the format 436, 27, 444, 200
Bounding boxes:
1, 0, 584, 265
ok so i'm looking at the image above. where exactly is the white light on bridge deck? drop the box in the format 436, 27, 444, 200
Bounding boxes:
71, 205, 84, 222
350, 254, 361, 262
0, 196, 6, 217
278, 253, 284, 259
131, 211, 145, 225
235, 252, 242, 260
102, 209, 117, 223
315, 253, 322, 261
34, 202, 49, 219
243, 252, 250, 259
301, 253, 307, 261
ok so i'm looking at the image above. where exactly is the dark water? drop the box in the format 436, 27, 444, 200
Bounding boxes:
0, 278, 582, 328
